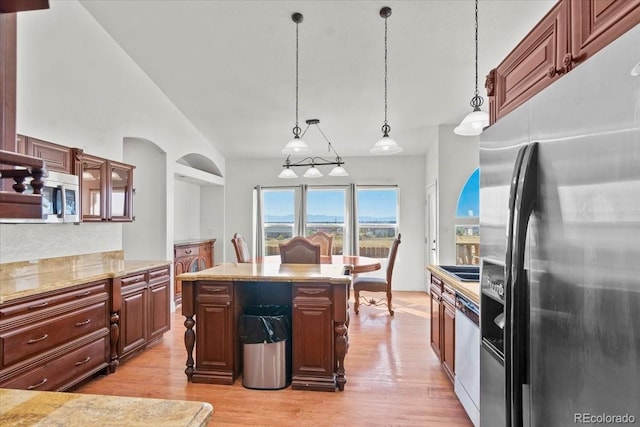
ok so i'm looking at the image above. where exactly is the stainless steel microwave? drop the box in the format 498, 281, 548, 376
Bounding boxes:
12, 171, 81, 223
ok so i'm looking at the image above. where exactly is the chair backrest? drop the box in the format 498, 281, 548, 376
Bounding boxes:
307, 231, 333, 256
231, 233, 251, 263
279, 236, 321, 264
385, 233, 402, 284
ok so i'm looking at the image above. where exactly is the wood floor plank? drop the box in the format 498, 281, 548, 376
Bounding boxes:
75, 291, 473, 426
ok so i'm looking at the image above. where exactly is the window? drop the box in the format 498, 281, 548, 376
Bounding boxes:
455, 168, 480, 265
257, 185, 400, 259
306, 187, 346, 254
357, 187, 399, 258
263, 188, 295, 255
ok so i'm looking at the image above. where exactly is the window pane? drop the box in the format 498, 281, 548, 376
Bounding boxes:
357, 187, 398, 258
306, 188, 345, 254
456, 168, 480, 265
263, 189, 295, 255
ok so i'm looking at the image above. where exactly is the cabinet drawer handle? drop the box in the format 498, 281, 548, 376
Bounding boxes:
202, 286, 224, 293
185, 249, 192, 254
75, 356, 91, 366
27, 378, 48, 390
27, 334, 49, 344
75, 319, 91, 327
299, 289, 323, 295
76, 290, 91, 297
28, 302, 48, 309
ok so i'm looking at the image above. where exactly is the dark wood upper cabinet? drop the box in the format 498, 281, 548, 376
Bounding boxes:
0, 1, 49, 14
78, 152, 135, 222
17, 134, 73, 173
486, 0, 640, 125
570, 0, 640, 63
488, 1, 570, 124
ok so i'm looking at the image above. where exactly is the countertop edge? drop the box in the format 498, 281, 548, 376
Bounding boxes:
427, 265, 480, 306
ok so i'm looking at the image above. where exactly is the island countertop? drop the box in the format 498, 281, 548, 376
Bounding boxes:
0, 388, 213, 426
178, 261, 352, 283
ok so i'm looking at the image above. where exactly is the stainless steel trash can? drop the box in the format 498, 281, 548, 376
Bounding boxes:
239, 305, 291, 390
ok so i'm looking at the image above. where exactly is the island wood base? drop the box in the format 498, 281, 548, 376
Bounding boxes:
180, 263, 351, 392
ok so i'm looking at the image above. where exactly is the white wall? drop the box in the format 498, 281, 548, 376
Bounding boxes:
201, 186, 225, 264
225, 155, 426, 291
122, 138, 167, 261
434, 125, 480, 266
173, 180, 201, 241
1, 1, 224, 263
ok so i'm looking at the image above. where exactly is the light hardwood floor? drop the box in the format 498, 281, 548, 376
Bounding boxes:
75, 291, 473, 426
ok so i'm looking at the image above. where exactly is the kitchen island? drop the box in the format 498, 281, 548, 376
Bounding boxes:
178, 262, 351, 392
0, 388, 213, 426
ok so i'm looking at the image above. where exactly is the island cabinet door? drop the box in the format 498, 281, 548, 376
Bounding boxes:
292, 284, 333, 387
194, 283, 236, 384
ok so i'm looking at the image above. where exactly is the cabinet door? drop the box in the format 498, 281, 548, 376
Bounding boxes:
430, 286, 442, 360
108, 161, 134, 222
21, 136, 72, 174
490, 1, 570, 123
120, 284, 148, 360
80, 155, 107, 221
571, 0, 640, 64
174, 258, 190, 304
292, 285, 333, 379
149, 280, 170, 342
195, 283, 235, 381
196, 302, 234, 375
442, 302, 456, 383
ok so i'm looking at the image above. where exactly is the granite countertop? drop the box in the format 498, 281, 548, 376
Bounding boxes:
0, 388, 212, 426
178, 262, 351, 283
174, 238, 216, 246
427, 265, 480, 306
0, 251, 170, 304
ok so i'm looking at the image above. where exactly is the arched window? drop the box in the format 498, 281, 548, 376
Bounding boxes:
455, 168, 479, 265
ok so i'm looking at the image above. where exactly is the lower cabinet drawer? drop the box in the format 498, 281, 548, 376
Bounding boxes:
1, 335, 109, 391
1, 302, 108, 368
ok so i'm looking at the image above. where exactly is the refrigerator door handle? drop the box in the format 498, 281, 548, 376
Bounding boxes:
509, 142, 538, 427
504, 144, 528, 427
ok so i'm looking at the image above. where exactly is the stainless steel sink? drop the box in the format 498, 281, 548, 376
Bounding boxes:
438, 265, 480, 282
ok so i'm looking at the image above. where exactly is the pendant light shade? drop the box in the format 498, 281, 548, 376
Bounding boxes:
454, 109, 489, 136
303, 165, 323, 178
455, 0, 488, 136
329, 164, 349, 177
371, 7, 402, 155
282, 136, 311, 155
278, 165, 298, 179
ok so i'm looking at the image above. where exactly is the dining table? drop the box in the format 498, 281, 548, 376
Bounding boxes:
260, 254, 382, 275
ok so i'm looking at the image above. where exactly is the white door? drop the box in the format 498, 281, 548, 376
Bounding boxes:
425, 182, 438, 287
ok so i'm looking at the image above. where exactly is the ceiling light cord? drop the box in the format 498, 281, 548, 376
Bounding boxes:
471, 0, 483, 111
384, 12, 389, 129
293, 13, 302, 138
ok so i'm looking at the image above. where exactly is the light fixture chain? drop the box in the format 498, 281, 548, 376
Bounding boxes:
384, 14, 388, 125
295, 20, 300, 129
474, 0, 479, 97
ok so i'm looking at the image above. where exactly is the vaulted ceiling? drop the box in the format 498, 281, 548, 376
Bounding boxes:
79, 0, 555, 159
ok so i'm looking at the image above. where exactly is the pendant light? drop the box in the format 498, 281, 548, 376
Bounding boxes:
282, 12, 311, 156
370, 6, 402, 155
454, 0, 489, 136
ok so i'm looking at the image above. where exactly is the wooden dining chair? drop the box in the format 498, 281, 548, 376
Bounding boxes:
279, 236, 321, 264
231, 233, 251, 263
353, 233, 401, 316
307, 231, 333, 256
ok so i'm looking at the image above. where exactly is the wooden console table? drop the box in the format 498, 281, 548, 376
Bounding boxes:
179, 262, 350, 392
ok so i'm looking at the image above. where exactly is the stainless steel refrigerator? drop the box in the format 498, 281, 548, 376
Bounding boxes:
479, 25, 640, 427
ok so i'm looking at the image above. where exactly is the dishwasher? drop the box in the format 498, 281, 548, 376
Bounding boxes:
455, 293, 480, 427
